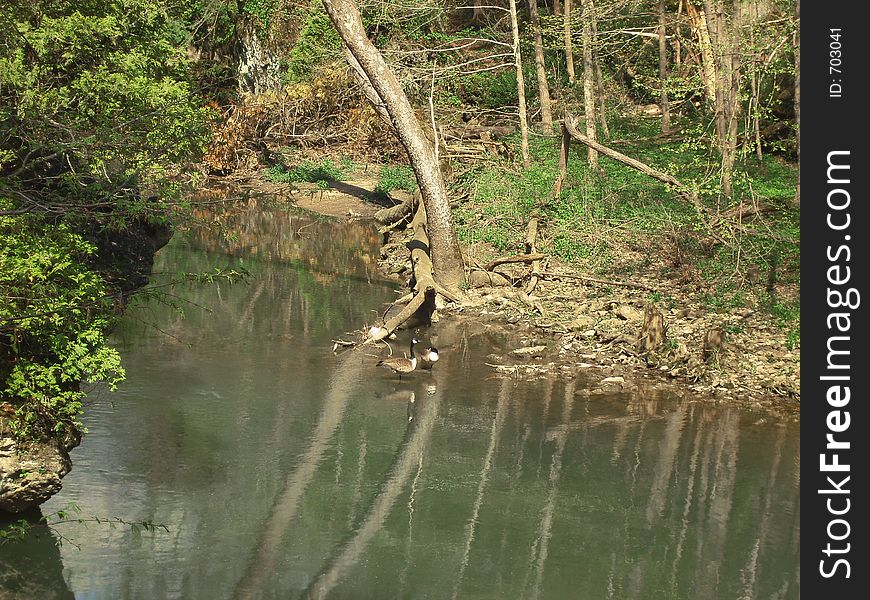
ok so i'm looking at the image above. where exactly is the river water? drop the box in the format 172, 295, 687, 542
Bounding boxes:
1, 204, 799, 599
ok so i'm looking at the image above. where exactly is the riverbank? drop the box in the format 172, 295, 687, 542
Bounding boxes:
205, 171, 800, 419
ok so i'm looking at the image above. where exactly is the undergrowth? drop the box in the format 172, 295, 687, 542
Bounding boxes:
452, 113, 800, 333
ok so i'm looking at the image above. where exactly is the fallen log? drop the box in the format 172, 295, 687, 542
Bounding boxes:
368, 200, 444, 342
441, 125, 517, 140
562, 115, 708, 217
374, 190, 418, 226
539, 271, 659, 292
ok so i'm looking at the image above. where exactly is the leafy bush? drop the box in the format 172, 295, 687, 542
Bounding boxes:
0, 208, 124, 438
0, 0, 209, 438
282, 5, 342, 84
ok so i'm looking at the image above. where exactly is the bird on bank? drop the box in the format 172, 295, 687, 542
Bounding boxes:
418, 346, 439, 370
377, 338, 420, 377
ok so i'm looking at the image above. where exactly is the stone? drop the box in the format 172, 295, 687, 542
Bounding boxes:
0, 432, 79, 514
614, 305, 643, 321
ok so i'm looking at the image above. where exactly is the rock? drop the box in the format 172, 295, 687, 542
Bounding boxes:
469, 270, 512, 288
614, 305, 643, 321
0, 431, 79, 513
568, 315, 597, 331
600, 376, 625, 385
512, 345, 548, 357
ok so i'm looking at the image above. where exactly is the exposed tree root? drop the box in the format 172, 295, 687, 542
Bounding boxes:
367, 199, 459, 342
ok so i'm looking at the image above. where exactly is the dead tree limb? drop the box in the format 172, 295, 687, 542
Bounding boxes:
540, 271, 659, 292
368, 200, 443, 342
374, 189, 418, 225
562, 114, 707, 216
484, 253, 547, 271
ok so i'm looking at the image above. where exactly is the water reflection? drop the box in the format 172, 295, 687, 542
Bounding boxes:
1, 205, 798, 599
0, 510, 74, 599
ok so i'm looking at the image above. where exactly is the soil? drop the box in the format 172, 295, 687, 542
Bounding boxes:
219, 170, 801, 421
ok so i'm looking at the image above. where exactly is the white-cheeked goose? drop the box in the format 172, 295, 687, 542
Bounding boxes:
377, 338, 420, 376
418, 346, 439, 370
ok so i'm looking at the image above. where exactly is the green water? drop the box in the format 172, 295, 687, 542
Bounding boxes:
1, 206, 799, 599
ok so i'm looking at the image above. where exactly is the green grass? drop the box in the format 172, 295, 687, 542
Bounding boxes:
453, 112, 800, 332
376, 164, 416, 194
266, 158, 351, 186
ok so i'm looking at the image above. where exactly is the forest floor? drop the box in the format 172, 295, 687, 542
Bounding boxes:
217, 166, 800, 420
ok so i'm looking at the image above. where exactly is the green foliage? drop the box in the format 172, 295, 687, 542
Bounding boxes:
0, 208, 124, 438
266, 158, 349, 186
0, 0, 212, 439
243, 0, 281, 31
282, 5, 342, 84
376, 165, 416, 194
0, 502, 169, 548
0, 0, 211, 200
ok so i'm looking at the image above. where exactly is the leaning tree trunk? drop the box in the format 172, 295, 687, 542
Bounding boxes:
564, 0, 576, 82
580, 0, 598, 170
509, 0, 531, 167
320, 0, 465, 290
658, 0, 672, 134
529, 0, 554, 130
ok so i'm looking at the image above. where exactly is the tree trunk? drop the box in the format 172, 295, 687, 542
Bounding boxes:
674, 0, 683, 70
658, 0, 672, 134
320, 0, 465, 290
509, 0, 531, 167
529, 0, 554, 130
581, 0, 598, 170
553, 0, 562, 16
703, 0, 741, 205
686, 1, 717, 101
591, 9, 610, 138
564, 0, 576, 82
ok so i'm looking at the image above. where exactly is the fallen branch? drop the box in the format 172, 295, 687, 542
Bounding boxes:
368, 200, 438, 341
484, 253, 547, 271
374, 189, 417, 225
374, 291, 429, 340
540, 271, 659, 292
561, 116, 707, 217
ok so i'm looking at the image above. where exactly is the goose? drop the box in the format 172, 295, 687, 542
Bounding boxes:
377, 338, 420, 376
418, 346, 439, 370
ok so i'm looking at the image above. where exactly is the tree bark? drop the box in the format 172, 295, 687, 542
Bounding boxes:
703, 0, 741, 204
509, 0, 531, 167
320, 0, 465, 290
564, 0, 576, 82
592, 13, 609, 138
686, 1, 717, 101
580, 0, 598, 170
658, 0, 672, 134
529, 0, 554, 130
